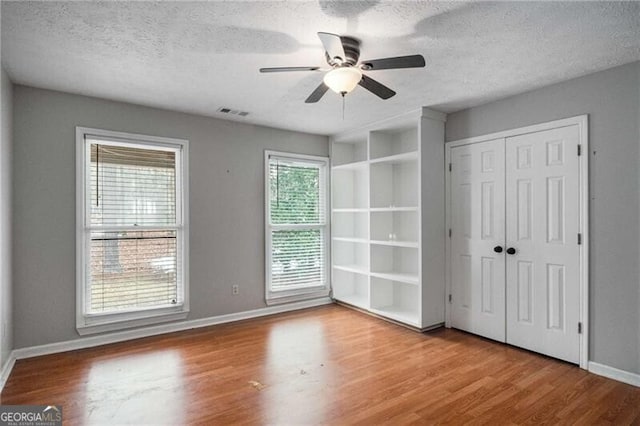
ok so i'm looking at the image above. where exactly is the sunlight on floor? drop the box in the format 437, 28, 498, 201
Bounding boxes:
83, 350, 184, 425
261, 318, 333, 424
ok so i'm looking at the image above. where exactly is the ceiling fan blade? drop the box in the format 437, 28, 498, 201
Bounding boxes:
358, 75, 396, 99
260, 66, 320, 73
305, 83, 329, 103
318, 32, 346, 63
360, 54, 426, 71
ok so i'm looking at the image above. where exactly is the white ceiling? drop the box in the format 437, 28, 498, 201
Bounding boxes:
2, 1, 639, 136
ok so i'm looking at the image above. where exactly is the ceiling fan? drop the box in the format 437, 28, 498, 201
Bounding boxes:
260, 32, 425, 103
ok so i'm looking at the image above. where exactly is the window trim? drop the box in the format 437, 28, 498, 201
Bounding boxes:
76, 127, 190, 335
264, 150, 330, 305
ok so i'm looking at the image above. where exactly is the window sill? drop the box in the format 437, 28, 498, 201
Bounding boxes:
77, 308, 189, 336
266, 288, 330, 306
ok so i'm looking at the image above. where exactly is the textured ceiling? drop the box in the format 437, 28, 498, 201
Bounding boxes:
2, 1, 639, 136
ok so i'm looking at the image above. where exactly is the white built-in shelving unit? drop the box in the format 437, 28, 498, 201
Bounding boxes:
330, 108, 446, 330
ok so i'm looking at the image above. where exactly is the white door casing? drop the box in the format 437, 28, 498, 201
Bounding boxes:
505, 125, 581, 364
445, 115, 588, 368
450, 138, 506, 342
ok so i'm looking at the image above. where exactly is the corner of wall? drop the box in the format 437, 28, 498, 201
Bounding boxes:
637, 62, 640, 375
0, 65, 14, 372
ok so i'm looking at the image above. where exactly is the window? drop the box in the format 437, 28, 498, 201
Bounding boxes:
76, 127, 189, 334
265, 151, 329, 304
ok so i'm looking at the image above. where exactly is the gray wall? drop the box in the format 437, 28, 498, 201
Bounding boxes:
12, 85, 328, 349
1, 67, 13, 367
446, 61, 640, 374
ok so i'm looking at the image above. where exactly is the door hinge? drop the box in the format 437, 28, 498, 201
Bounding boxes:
578, 322, 582, 334
448, 228, 452, 238
578, 233, 582, 245
577, 144, 582, 156
448, 294, 452, 303
449, 163, 452, 172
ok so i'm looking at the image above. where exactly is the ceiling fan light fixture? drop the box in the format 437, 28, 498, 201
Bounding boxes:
323, 67, 362, 95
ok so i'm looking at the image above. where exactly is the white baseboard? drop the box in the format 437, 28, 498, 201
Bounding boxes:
0, 352, 17, 392
13, 298, 333, 360
588, 361, 640, 387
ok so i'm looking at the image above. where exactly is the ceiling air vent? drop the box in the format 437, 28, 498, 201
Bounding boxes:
217, 107, 249, 117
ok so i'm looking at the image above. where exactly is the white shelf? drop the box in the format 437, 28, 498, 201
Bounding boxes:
332, 210, 369, 240
370, 276, 420, 325
333, 264, 369, 275
332, 137, 367, 166
333, 208, 368, 213
370, 209, 418, 242
333, 267, 369, 309
369, 151, 418, 165
369, 207, 418, 212
333, 237, 368, 244
370, 239, 419, 248
370, 306, 419, 327
330, 108, 446, 329
370, 159, 418, 209
332, 161, 368, 210
370, 271, 419, 286
332, 160, 368, 171
369, 127, 418, 160
335, 293, 369, 309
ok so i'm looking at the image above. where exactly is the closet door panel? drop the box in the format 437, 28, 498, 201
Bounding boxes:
505, 125, 581, 364
450, 139, 506, 342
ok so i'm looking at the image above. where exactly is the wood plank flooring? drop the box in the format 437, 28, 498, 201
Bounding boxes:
1, 304, 639, 425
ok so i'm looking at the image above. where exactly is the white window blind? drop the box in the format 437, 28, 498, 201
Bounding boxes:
82, 136, 185, 317
90, 144, 177, 227
266, 153, 329, 301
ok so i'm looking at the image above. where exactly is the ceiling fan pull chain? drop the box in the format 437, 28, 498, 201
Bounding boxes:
342, 93, 345, 120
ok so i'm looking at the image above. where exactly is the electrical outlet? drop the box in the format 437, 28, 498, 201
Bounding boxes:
232, 285, 239, 295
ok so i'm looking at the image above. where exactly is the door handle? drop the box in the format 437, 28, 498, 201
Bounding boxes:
506, 247, 517, 255
493, 246, 503, 253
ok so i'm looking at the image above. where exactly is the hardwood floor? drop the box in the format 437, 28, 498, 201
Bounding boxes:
1, 304, 639, 425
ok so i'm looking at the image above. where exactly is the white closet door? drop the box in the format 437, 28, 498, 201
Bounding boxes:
505, 125, 581, 364
450, 139, 506, 342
